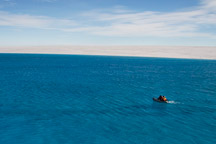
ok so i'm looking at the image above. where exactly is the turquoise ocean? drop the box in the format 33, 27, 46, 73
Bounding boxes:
0, 54, 216, 144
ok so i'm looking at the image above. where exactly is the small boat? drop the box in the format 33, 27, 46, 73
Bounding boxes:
153, 97, 168, 103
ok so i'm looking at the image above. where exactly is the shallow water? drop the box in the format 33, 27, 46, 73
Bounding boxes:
0, 54, 216, 144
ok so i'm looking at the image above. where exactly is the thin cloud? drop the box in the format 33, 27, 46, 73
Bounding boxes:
0, 11, 76, 28
74, 0, 216, 38
0, 0, 216, 39
201, 0, 216, 10
0, 0, 16, 8
41, 0, 57, 3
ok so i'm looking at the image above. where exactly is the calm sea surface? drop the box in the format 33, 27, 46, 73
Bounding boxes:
0, 54, 216, 144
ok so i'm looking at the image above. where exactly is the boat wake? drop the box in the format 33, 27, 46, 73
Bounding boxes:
167, 101, 180, 104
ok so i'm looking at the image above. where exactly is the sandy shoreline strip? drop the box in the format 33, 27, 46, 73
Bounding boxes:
0, 46, 216, 60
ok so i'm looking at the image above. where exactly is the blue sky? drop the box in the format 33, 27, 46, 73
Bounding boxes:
0, 0, 216, 46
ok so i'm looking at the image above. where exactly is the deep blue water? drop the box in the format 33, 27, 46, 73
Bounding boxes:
0, 54, 216, 144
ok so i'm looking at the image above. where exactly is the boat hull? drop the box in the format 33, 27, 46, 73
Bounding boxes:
153, 97, 168, 103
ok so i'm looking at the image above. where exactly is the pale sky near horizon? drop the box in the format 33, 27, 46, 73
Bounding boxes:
0, 0, 216, 46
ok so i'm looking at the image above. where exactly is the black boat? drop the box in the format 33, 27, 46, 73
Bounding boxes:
153, 97, 168, 103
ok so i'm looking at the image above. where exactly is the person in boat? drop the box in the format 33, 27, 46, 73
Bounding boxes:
158, 95, 163, 101
158, 95, 167, 101
162, 96, 167, 101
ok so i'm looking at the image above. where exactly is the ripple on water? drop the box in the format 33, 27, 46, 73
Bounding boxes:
0, 54, 216, 144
